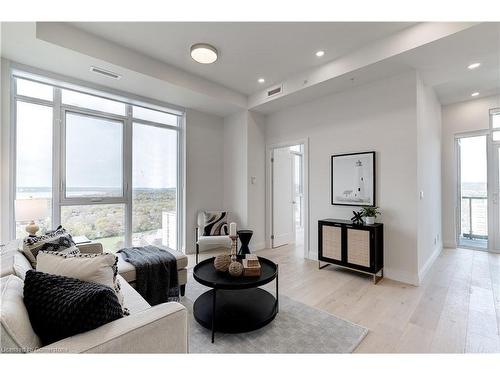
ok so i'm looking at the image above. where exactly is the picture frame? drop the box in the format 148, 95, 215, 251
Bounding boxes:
331, 151, 376, 207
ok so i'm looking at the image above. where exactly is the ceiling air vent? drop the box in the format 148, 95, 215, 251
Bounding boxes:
90, 66, 122, 80
267, 84, 283, 98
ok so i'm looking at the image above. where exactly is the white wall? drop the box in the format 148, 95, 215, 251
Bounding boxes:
223, 111, 248, 226
221, 110, 267, 251
441, 95, 500, 248
185, 109, 225, 254
416, 77, 443, 283
246, 111, 266, 250
265, 72, 421, 284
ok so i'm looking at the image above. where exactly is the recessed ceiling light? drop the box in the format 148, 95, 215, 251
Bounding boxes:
258, 78, 265, 84
467, 62, 481, 70
190, 43, 218, 64
471, 92, 480, 97
315, 50, 325, 57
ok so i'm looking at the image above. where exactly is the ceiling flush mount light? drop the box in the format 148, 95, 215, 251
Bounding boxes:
190, 43, 218, 64
258, 78, 265, 84
315, 50, 325, 57
471, 92, 480, 97
467, 62, 481, 70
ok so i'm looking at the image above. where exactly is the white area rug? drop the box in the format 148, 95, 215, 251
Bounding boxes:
182, 272, 368, 353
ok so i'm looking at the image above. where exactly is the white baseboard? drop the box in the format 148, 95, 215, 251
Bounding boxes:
418, 244, 442, 284
250, 242, 266, 252
443, 241, 457, 249
384, 267, 419, 286
306, 251, 318, 261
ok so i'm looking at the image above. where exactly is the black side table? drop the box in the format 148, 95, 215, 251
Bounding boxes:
237, 230, 253, 255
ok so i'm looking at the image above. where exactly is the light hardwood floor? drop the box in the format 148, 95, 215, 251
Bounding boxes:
188, 245, 500, 353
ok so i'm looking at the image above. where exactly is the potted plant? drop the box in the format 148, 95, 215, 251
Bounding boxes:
361, 206, 380, 225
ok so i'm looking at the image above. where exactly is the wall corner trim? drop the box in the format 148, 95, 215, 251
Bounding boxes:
418, 244, 443, 284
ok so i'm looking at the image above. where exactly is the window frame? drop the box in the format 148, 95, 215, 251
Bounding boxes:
10, 68, 185, 251
490, 108, 500, 142
60, 108, 127, 205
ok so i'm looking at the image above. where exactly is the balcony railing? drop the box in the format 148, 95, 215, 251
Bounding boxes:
461, 196, 488, 240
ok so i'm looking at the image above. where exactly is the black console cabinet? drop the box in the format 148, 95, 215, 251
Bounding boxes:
318, 219, 384, 283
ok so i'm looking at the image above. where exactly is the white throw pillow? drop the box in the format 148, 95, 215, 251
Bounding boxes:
35, 251, 124, 308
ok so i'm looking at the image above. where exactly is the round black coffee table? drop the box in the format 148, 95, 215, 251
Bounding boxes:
193, 256, 278, 343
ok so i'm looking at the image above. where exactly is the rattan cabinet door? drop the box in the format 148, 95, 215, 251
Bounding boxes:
322, 225, 342, 261
347, 228, 370, 267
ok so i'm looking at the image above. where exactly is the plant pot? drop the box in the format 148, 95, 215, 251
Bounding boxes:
364, 216, 375, 225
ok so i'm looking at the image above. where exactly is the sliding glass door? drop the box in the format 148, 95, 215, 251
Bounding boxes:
457, 134, 488, 249
457, 109, 500, 253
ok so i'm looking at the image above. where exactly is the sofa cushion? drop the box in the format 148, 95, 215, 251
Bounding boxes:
117, 247, 188, 284
13, 252, 33, 281
1, 275, 41, 352
119, 275, 150, 314
23, 270, 124, 346
1, 241, 23, 278
197, 235, 232, 247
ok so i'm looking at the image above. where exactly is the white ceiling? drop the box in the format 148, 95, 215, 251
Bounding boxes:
70, 22, 415, 95
2, 22, 498, 116
394, 22, 500, 104
0, 22, 247, 116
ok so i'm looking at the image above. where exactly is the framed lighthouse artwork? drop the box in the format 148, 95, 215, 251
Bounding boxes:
331, 151, 375, 207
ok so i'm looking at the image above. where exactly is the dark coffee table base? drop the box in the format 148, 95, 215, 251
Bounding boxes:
193, 288, 278, 334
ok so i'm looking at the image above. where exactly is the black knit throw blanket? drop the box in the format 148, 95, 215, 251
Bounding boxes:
117, 245, 179, 305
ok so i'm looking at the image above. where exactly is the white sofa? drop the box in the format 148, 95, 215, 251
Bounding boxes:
0, 241, 188, 353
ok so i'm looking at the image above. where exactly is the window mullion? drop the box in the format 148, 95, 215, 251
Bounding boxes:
124, 105, 133, 247
53, 87, 62, 228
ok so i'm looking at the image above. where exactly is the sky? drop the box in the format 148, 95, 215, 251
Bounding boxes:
459, 135, 487, 184
16, 99, 178, 191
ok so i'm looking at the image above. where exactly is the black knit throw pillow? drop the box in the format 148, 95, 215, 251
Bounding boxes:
23, 270, 124, 345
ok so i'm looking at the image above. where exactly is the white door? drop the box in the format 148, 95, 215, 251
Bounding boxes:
272, 147, 294, 248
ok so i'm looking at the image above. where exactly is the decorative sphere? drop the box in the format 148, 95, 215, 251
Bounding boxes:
214, 254, 231, 272
228, 261, 243, 277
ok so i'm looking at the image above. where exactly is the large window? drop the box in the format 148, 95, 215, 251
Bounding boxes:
12, 72, 183, 252
64, 112, 124, 198
132, 123, 178, 248
15, 101, 53, 238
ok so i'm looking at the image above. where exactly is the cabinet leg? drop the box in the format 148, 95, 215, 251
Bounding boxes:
373, 269, 383, 284
318, 261, 330, 270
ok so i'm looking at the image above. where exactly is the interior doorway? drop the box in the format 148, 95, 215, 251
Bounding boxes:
291, 145, 304, 250
269, 141, 308, 257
